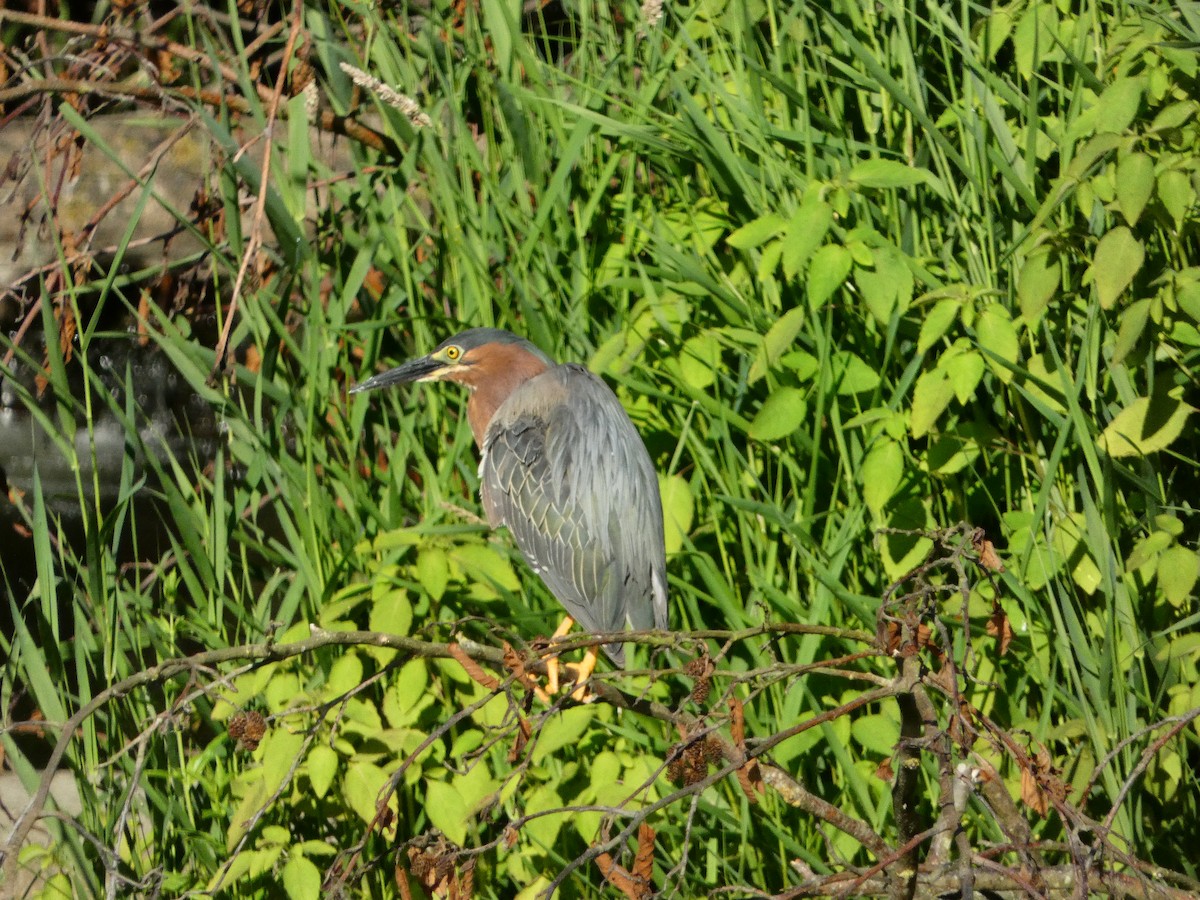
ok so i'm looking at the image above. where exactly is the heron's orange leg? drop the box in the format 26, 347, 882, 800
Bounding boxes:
545, 616, 576, 695
567, 647, 599, 703
543, 617, 598, 702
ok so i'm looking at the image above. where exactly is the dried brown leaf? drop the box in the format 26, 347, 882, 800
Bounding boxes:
927, 662, 958, 695
881, 619, 936, 657
596, 851, 651, 900
1020, 765, 1048, 816
736, 757, 764, 803
632, 822, 656, 884
881, 619, 903, 654
55, 299, 77, 367
507, 716, 530, 764
242, 344, 261, 375
501, 642, 543, 696
986, 604, 1014, 656
363, 266, 387, 299
452, 857, 475, 899
449, 643, 500, 690
728, 695, 746, 746
974, 534, 1006, 572
916, 622, 934, 649
408, 840, 465, 897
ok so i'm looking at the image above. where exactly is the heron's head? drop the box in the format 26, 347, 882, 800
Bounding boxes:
350, 327, 554, 395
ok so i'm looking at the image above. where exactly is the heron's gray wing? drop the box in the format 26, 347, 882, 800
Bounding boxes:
480, 364, 667, 665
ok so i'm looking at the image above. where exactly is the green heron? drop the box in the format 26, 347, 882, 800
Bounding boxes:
352, 327, 668, 693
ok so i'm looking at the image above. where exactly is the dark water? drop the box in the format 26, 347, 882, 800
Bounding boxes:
0, 336, 218, 608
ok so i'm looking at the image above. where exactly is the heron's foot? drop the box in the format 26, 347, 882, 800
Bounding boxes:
539, 616, 598, 702
545, 650, 598, 703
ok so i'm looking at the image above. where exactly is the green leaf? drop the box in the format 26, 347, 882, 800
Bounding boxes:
782, 197, 833, 280
807, 244, 853, 311
975, 305, 1020, 383
917, 298, 961, 354
726, 213, 786, 249
940, 343, 985, 404
473, 693, 510, 730
1115, 153, 1155, 225
982, 8, 1014, 59
749, 307, 805, 383
576, 751, 625, 841
756, 239, 785, 282
848, 159, 932, 189
1098, 386, 1193, 457
850, 712, 900, 755
327, 654, 364, 696
1017, 246, 1059, 323
861, 439, 903, 520
1006, 513, 1059, 591
425, 779, 469, 845
909, 370, 955, 438
453, 762, 499, 815
415, 546, 450, 601
1177, 277, 1200, 323
532, 707, 597, 763
1155, 634, 1200, 667
282, 855, 321, 900
1093, 226, 1144, 309
1011, 5, 1057, 78
1126, 530, 1173, 575
660, 473, 694, 556
588, 751, 623, 797
830, 351, 881, 395
265, 671, 301, 713
523, 783, 568, 849
879, 498, 935, 579
679, 331, 722, 389
1158, 169, 1194, 228
1051, 515, 1101, 596
227, 780, 270, 852
925, 422, 989, 474
748, 387, 808, 441
259, 728, 305, 798
1158, 547, 1199, 608
846, 238, 874, 267
514, 877, 554, 899
214, 847, 279, 887
41, 875, 73, 898
1151, 100, 1195, 132
1094, 77, 1145, 134
306, 744, 339, 799
780, 349, 820, 381
450, 542, 520, 596
383, 661, 430, 729
370, 587, 413, 639
1113, 297, 1152, 365
342, 759, 393, 828
1065, 133, 1124, 179
856, 246, 913, 324
1021, 353, 1068, 416
1149, 749, 1184, 802
1155, 515, 1185, 537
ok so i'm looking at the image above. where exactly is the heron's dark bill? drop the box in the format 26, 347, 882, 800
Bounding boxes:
350, 356, 444, 393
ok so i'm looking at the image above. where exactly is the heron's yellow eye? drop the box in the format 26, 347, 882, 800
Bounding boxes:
445, 345, 462, 361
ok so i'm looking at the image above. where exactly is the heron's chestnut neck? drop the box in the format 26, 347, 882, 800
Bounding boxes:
457, 344, 552, 446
